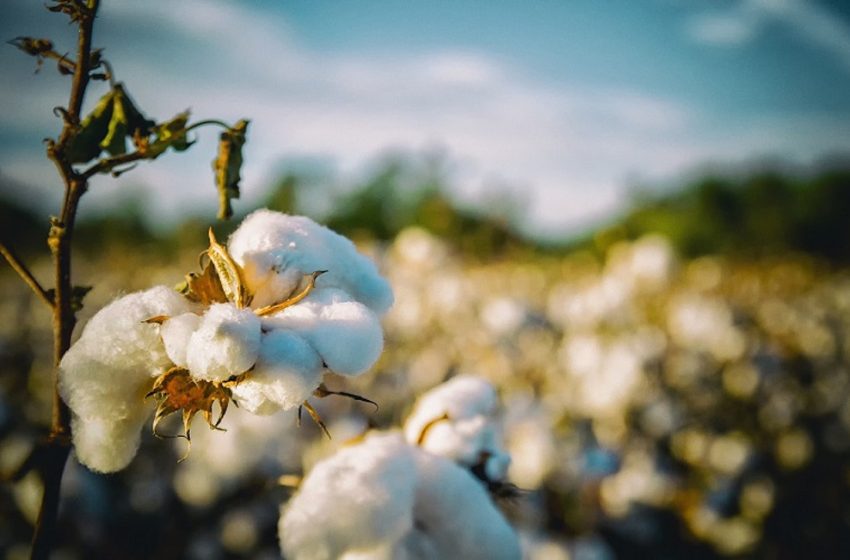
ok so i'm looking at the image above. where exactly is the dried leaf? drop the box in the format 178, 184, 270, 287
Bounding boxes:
300, 401, 331, 439
46, 0, 89, 23
255, 270, 325, 316
100, 84, 154, 157
212, 119, 249, 219
65, 83, 154, 163
176, 261, 228, 305
143, 110, 194, 158
146, 367, 233, 444
206, 228, 249, 308
9, 37, 54, 57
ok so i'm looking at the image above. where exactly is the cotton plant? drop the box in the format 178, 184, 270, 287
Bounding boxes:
280, 434, 521, 560
59, 209, 393, 473
281, 376, 521, 559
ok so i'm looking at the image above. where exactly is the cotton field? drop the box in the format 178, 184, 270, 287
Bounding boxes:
1, 224, 849, 559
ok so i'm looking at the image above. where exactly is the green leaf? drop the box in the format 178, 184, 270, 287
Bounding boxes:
65, 89, 115, 163
100, 84, 154, 157
66, 83, 154, 163
101, 91, 128, 156
212, 119, 249, 220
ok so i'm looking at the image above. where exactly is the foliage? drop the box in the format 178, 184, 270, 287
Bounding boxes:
264, 159, 528, 258
593, 167, 850, 262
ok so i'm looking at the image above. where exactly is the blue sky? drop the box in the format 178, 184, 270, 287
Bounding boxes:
2, 0, 850, 237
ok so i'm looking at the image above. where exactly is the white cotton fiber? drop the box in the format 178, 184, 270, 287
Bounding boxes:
280, 433, 418, 560
280, 432, 520, 560
71, 410, 148, 473
406, 376, 498, 422
230, 330, 323, 413
403, 376, 509, 478
262, 288, 384, 376
227, 209, 394, 314
59, 287, 194, 420
407, 450, 521, 560
160, 312, 201, 368
185, 303, 262, 381
59, 286, 195, 472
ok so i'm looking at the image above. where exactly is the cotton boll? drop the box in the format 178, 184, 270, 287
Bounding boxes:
71, 410, 148, 473
59, 287, 196, 421
238, 255, 303, 310
64, 286, 195, 375
408, 450, 521, 560
403, 376, 509, 476
59, 345, 144, 420
406, 376, 498, 427
281, 433, 520, 560
413, 416, 490, 467
262, 288, 384, 376
185, 303, 261, 381
280, 433, 417, 560
230, 330, 323, 413
228, 210, 394, 314
160, 312, 201, 368
59, 286, 197, 472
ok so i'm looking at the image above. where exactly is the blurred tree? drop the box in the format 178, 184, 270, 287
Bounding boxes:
593, 165, 850, 263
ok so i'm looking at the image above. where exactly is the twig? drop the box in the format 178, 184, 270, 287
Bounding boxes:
41, 50, 76, 75
184, 118, 232, 133
80, 149, 149, 179
0, 243, 53, 308
78, 119, 236, 180
30, 2, 100, 558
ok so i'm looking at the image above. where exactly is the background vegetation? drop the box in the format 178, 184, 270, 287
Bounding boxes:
2, 158, 850, 558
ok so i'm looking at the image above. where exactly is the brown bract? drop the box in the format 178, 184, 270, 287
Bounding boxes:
145, 366, 239, 459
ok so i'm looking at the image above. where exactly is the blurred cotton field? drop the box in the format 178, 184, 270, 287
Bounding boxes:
2, 214, 850, 559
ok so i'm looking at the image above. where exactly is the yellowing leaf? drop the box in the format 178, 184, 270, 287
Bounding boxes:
212, 119, 249, 219
144, 110, 193, 158
66, 89, 115, 163
66, 83, 154, 163
206, 228, 249, 308
100, 84, 154, 157
176, 261, 228, 306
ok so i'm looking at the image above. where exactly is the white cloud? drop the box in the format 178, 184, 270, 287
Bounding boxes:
3, 0, 849, 238
686, 12, 760, 46
686, 0, 850, 72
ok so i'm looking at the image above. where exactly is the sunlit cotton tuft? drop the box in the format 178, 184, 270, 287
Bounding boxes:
280, 432, 520, 560
403, 375, 511, 481
228, 209, 394, 313
59, 211, 393, 472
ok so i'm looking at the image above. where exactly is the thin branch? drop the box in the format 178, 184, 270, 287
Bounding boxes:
0, 243, 53, 308
31, 2, 100, 559
42, 50, 76, 74
79, 149, 149, 179
184, 118, 232, 133
98, 58, 116, 87
78, 119, 238, 180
